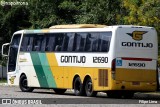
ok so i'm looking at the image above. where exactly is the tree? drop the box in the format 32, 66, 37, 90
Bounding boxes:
75, 0, 121, 25
122, 0, 160, 42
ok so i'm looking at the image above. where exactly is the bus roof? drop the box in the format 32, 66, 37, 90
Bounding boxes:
13, 25, 154, 35
49, 24, 107, 29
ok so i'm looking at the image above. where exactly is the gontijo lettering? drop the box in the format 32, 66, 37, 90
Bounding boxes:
61, 56, 86, 63
122, 42, 153, 48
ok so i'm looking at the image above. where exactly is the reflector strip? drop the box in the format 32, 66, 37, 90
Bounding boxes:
122, 57, 152, 61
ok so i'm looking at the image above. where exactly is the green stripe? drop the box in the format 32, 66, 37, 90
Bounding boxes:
38, 53, 57, 87
30, 53, 49, 87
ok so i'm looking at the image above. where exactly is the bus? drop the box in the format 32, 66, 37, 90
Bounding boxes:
1, 24, 158, 98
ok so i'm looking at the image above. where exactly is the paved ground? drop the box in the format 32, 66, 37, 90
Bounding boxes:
0, 85, 160, 107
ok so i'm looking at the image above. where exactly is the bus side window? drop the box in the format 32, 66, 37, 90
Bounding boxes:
55, 34, 64, 51
32, 36, 40, 51
45, 34, 55, 52
79, 33, 87, 51
40, 36, 46, 52
27, 36, 34, 51
20, 36, 29, 51
101, 40, 108, 52
100, 32, 112, 52
61, 33, 69, 51
85, 33, 92, 52
74, 34, 81, 52
91, 33, 99, 52
33, 36, 43, 51
67, 33, 75, 51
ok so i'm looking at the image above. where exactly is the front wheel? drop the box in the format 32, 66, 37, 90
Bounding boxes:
19, 75, 34, 92
85, 78, 97, 97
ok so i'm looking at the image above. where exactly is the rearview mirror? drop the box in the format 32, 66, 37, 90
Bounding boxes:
2, 43, 10, 57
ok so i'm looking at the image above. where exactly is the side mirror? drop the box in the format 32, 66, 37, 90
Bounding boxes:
2, 43, 10, 57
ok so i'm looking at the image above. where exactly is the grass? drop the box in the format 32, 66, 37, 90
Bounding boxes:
0, 79, 7, 83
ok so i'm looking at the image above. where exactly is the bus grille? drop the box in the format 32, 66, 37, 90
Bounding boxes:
98, 69, 108, 86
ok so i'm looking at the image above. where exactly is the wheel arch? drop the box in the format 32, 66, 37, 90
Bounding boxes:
20, 73, 26, 78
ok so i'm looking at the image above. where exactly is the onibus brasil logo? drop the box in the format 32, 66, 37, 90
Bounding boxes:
127, 31, 148, 41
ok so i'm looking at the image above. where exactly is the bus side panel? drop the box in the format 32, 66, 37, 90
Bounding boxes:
19, 52, 58, 88
19, 52, 113, 91
18, 53, 40, 87
47, 52, 112, 91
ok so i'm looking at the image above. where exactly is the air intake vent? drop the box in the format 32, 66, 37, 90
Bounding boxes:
98, 69, 108, 86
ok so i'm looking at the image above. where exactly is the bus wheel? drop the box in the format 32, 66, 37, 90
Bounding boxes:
123, 92, 134, 99
85, 78, 97, 97
53, 89, 67, 94
19, 75, 34, 92
74, 77, 85, 96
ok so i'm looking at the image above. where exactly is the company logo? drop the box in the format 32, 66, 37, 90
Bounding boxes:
2, 99, 11, 104
9, 76, 16, 84
127, 31, 148, 41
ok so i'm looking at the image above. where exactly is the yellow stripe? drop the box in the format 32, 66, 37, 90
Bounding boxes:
46, 53, 58, 66
46, 53, 63, 88
42, 29, 49, 33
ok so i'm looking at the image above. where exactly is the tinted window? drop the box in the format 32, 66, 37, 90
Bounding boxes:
99, 32, 112, 52
32, 35, 44, 51
45, 34, 55, 51
20, 34, 34, 51
20, 32, 112, 52
54, 33, 64, 51
8, 34, 21, 72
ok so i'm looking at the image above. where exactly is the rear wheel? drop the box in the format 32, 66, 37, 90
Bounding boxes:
85, 78, 97, 97
74, 77, 85, 96
53, 89, 67, 94
19, 75, 34, 92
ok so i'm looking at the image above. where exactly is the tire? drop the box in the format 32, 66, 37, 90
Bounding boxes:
74, 77, 85, 96
19, 75, 34, 92
53, 89, 67, 94
85, 78, 97, 97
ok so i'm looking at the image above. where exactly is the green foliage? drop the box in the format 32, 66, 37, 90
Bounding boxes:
122, 0, 160, 43
75, 0, 121, 24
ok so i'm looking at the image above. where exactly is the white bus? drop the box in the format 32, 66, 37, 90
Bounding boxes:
2, 24, 158, 98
